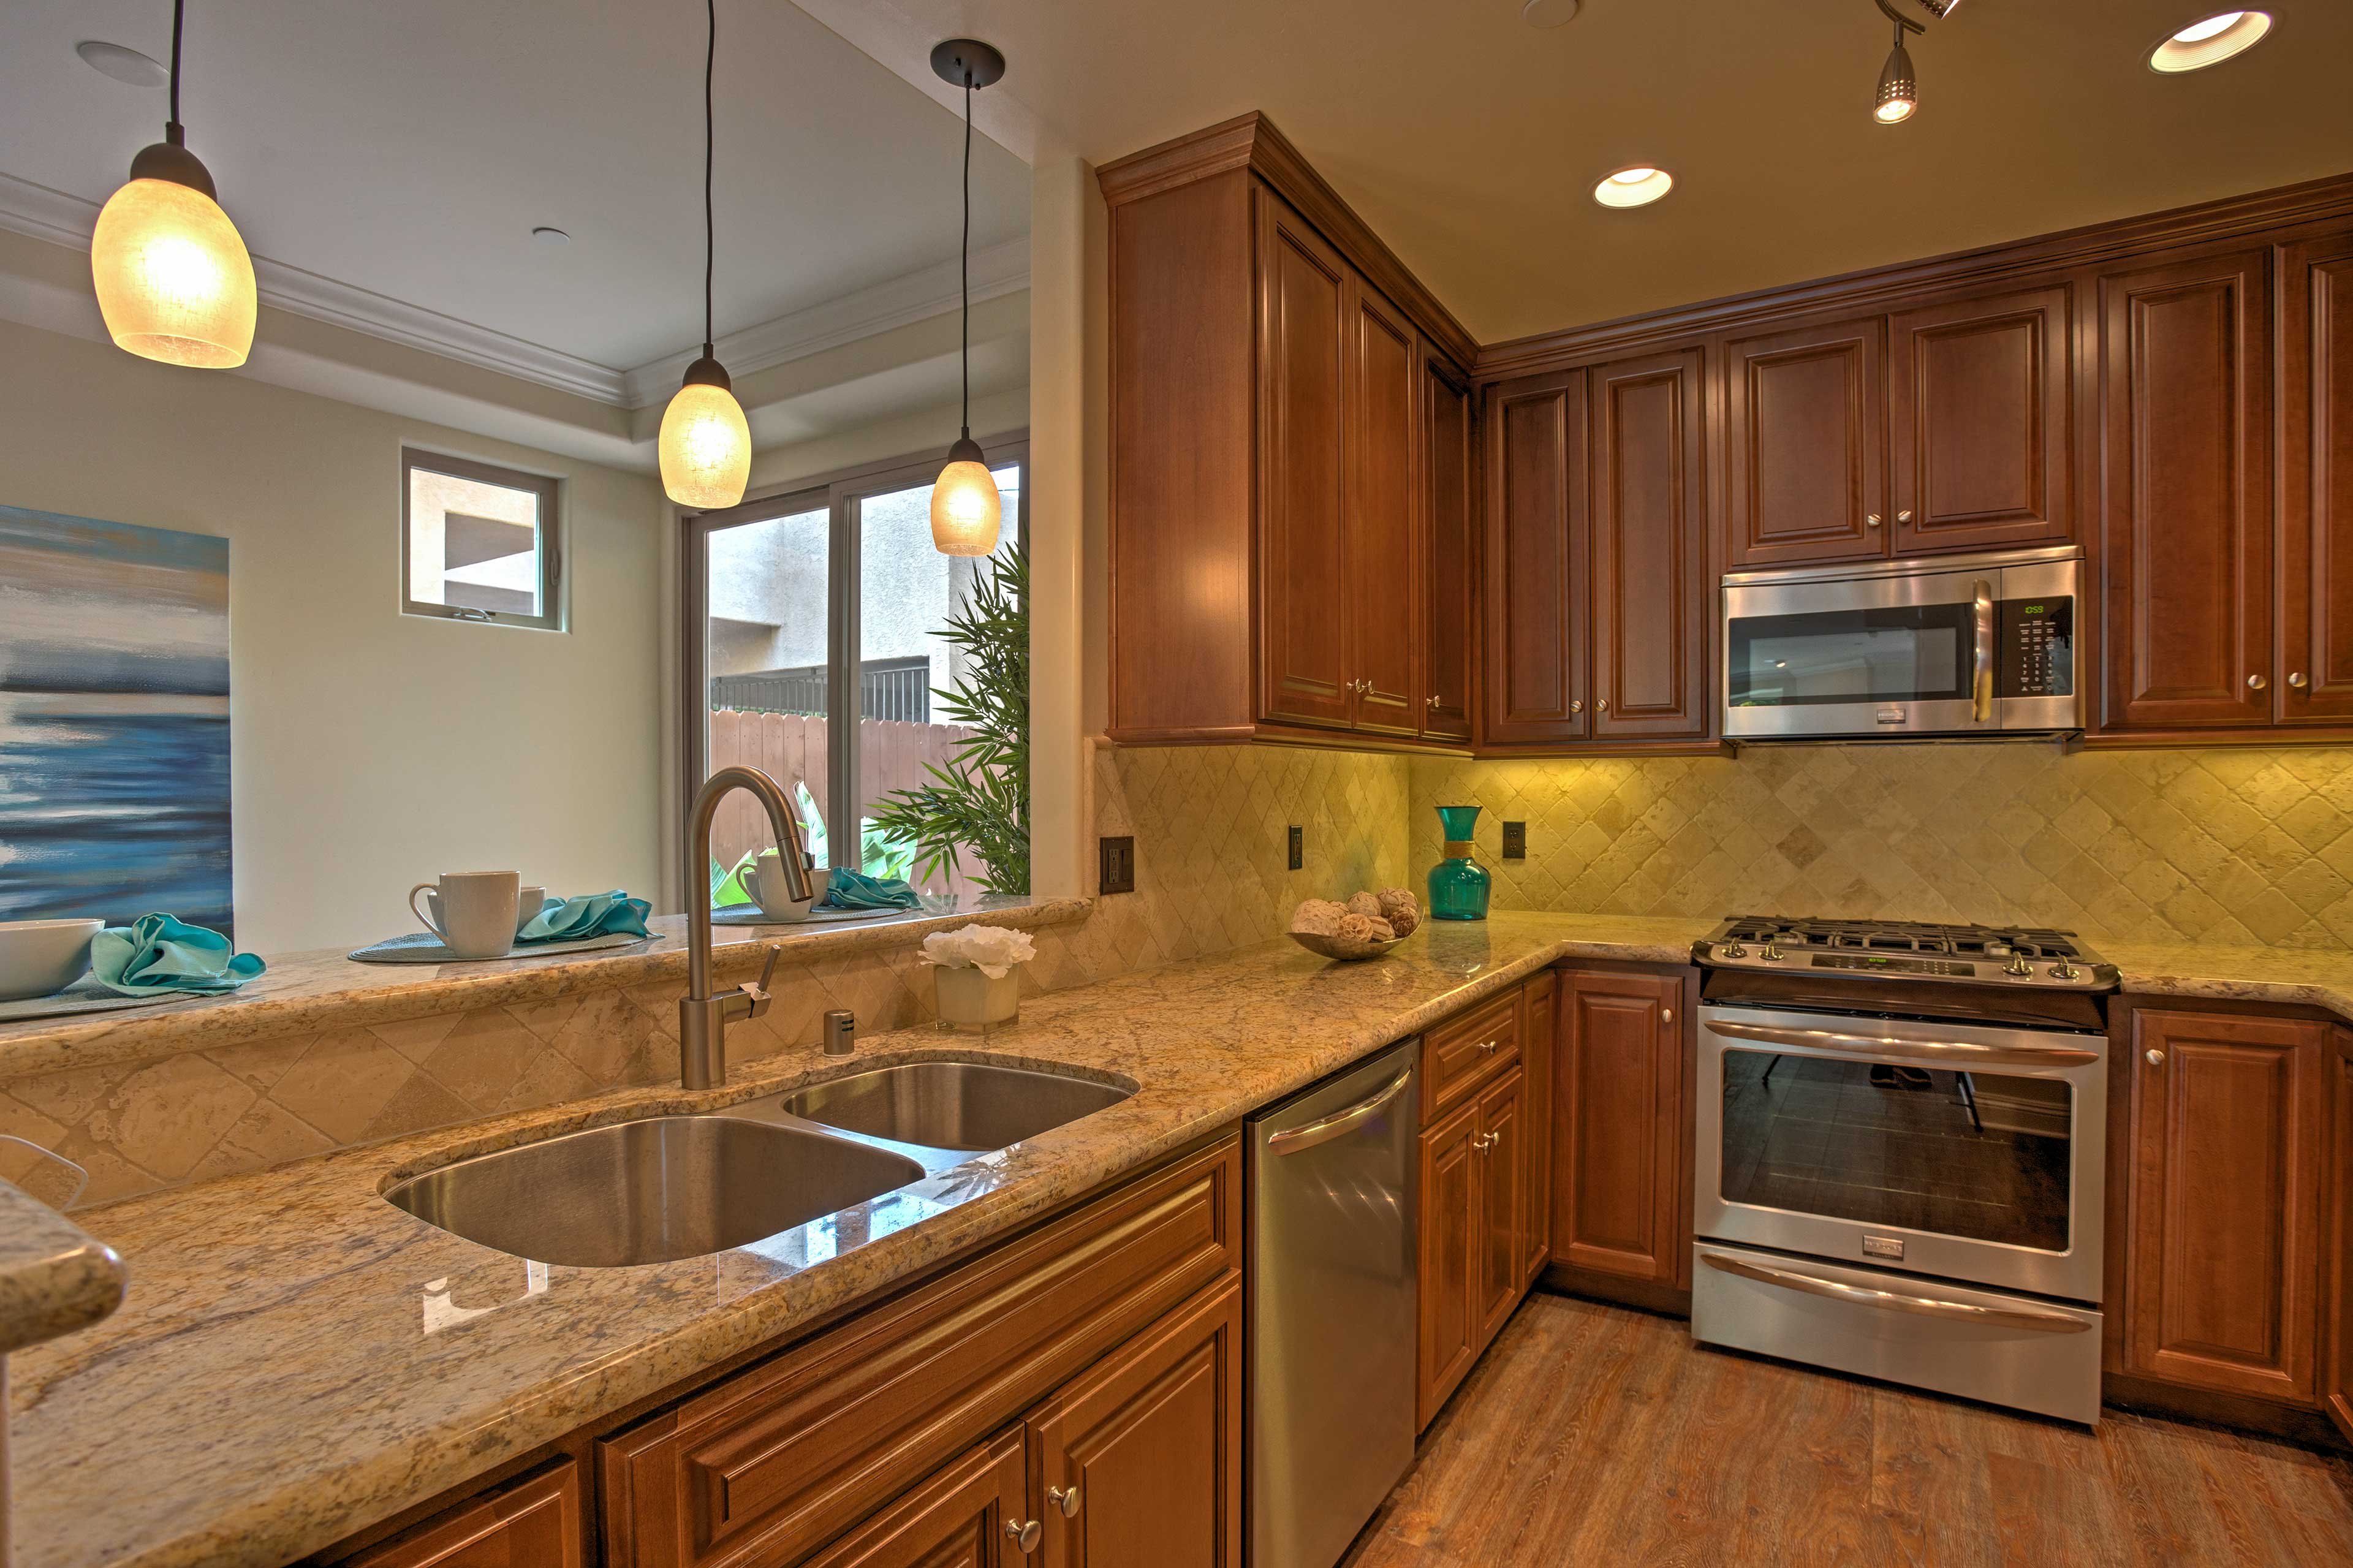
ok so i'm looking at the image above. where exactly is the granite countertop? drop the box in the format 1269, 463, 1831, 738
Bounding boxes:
11, 908, 2352, 1568
0, 895, 1089, 1082
0, 1180, 125, 1358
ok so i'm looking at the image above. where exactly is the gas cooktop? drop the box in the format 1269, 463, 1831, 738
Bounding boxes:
1692, 915, 2118, 992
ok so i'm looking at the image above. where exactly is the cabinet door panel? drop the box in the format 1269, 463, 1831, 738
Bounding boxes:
2126, 1010, 2324, 1404
1521, 973, 1557, 1288
801, 1433, 1027, 1568
1256, 192, 1352, 729
1476, 1067, 1528, 1344
2282, 233, 2353, 723
2327, 1029, 2353, 1444
1481, 371, 1589, 743
2099, 249, 2273, 730
1033, 1279, 1243, 1568
1347, 283, 1422, 735
1422, 362, 1475, 740
347, 1461, 583, 1568
1592, 347, 1708, 740
1724, 317, 1886, 566
1555, 971, 1683, 1284
1890, 286, 2072, 553
1415, 1099, 1481, 1429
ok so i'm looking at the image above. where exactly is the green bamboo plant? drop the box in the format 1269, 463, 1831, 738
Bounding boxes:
866, 547, 1029, 895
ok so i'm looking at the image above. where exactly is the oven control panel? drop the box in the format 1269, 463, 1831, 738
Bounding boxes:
1811, 953, 1975, 979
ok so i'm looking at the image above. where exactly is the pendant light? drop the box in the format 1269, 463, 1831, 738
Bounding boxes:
927, 39, 1007, 557
1868, 0, 1960, 124
89, 0, 257, 369
659, 0, 752, 510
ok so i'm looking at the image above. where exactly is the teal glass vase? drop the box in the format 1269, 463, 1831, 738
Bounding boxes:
1428, 805, 1491, 921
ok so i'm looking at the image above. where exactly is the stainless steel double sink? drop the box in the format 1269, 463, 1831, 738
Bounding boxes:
383, 1061, 1132, 1268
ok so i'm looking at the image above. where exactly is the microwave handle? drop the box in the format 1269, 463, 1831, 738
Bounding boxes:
1972, 578, 1995, 723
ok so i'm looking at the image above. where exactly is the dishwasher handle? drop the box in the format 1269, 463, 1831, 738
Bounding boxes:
1267, 1066, 1414, 1157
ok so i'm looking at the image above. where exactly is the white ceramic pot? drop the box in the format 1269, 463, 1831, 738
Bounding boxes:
0, 918, 104, 1001
934, 964, 1021, 1028
751, 850, 819, 922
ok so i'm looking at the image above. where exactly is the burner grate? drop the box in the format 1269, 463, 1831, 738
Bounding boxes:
1712, 915, 2087, 962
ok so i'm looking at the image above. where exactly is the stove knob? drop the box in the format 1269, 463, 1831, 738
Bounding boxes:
2002, 956, 2033, 978
1760, 943, 1784, 962
2048, 960, 2080, 982
1722, 942, 1749, 959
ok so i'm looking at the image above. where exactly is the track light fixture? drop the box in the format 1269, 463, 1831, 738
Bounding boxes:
1869, 0, 1962, 126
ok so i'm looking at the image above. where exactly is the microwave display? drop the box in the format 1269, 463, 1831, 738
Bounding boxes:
1729, 596, 2073, 708
1999, 598, 2074, 698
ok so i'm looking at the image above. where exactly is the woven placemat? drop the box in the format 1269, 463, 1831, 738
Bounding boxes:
710, 906, 906, 926
347, 931, 663, 964
0, 982, 210, 1022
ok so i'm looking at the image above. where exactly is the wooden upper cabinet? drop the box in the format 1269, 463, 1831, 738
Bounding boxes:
1591, 347, 1709, 740
1257, 192, 1354, 730
1347, 282, 1423, 735
1889, 285, 2073, 554
1422, 361, 1475, 741
2099, 248, 2275, 731
1553, 970, 1684, 1286
2124, 1009, 2324, 1406
1482, 370, 1590, 744
1724, 316, 1887, 566
2281, 230, 2353, 724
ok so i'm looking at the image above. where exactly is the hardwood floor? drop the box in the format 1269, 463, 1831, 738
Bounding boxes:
1343, 1292, 2353, 1567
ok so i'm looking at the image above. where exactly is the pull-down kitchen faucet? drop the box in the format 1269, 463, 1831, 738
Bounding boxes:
680, 765, 814, 1089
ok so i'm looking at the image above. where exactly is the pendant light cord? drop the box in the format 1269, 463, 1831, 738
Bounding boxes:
960, 74, 972, 440
167, 0, 185, 143
702, 0, 716, 358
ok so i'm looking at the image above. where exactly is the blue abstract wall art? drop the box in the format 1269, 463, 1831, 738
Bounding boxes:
0, 504, 233, 936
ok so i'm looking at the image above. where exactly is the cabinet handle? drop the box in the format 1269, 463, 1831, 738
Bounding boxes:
1569, 699, 1583, 714
2247, 673, 2268, 691
1478, 1038, 1500, 1053
2290, 672, 2309, 690
1006, 1519, 1042, 1553
1596, 698, 1610, 712
1896, 510, 1913, 523
1866, 513, 1883, 529
1426, 694, 1441, 709
2144, 1048, 2165, 1068
1663, 1008, 1675, 1025
1049, 1485, 1083, 1518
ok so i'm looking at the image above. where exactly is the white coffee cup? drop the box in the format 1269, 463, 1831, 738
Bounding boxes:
409, 871, 520, 959
428, 884, 544, 936
751, 850, 819, 923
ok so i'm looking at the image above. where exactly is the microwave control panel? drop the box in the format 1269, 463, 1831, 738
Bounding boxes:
1998, 596, 2074, 697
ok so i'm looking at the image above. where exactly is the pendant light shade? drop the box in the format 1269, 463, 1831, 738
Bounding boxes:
1873, 32, 1919, 122
929, 39, 1007, 557
92, 1, 256, 369
662, 0, 749, 510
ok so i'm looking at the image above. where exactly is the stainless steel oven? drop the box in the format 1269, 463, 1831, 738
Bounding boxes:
1722, 545, 2083, 740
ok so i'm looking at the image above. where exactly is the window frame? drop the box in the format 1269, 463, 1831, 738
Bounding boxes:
399, 446, 565, 632
680, 434, 1028, 876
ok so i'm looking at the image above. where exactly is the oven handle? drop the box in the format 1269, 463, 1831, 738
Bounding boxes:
1704, 1018, 2099, 1069
1972, 577, 1995, 723
1699, 1252, 2092, 1334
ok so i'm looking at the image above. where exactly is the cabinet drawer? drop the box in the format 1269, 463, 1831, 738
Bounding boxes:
600, 1136, 1242, 1568
343, 1460, 583, 1568
1424, 989, 1523, 1122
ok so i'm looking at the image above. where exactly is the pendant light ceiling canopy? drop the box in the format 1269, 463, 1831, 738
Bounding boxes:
90, 0, 257, 369
659, 0, 752, 510
928, 38, 1007, 558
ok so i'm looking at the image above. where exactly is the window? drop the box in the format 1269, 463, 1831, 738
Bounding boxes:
686, 440, 1026, 900
401, 448, 562, 630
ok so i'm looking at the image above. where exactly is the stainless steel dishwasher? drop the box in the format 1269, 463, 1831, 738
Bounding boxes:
1247, 1037, 1419, 1568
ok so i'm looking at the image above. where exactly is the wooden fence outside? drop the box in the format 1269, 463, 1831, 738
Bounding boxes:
707, 709, 978, 892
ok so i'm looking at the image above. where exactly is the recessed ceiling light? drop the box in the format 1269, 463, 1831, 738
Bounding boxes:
1594, 167, 1673, 208
531, 227, 571, 246
75, 40, 169, 88
2148, 10, 2272, 72
1521, 0, 1582, 28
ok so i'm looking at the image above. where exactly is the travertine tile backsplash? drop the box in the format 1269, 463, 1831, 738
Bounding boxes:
1409, 744, 2353, 949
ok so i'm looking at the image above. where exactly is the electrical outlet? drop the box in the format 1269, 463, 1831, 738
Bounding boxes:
1502, 820, 1528, 860
1287, 825, 1304, 871
1098, 835, 1136, 895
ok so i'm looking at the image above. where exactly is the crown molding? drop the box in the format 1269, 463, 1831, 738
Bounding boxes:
620, 236, 1030, 407
0, 172, 1031, 413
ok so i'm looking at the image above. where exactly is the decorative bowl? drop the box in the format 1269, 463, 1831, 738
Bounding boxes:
0, 918, 104, 1001
1289, 930, 1408, 963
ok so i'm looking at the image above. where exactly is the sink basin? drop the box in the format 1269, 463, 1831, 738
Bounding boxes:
384, 1116, 925, 1267
778, 1061, 1133, 1152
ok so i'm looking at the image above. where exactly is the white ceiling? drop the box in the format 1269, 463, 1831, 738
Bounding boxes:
863, 0, 2353, 344
0, 0, 1032, 378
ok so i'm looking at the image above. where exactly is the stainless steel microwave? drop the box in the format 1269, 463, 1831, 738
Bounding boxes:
1722, 545, 2083, 741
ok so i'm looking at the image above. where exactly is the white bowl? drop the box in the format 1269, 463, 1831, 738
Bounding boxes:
0, 919, 104, 1001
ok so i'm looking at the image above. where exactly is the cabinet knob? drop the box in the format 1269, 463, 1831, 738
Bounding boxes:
1866, 513, 1883, 529
1896, 510, 1913, 523
2247, 673, 2268, 691
1426, 694, 1442, 709
1569, 700, 1583, 714
1478, 1038, 1500, 1053
2290, 672, 2309, 690
1596, 698, 1610, 712
1006, 1519, 1042, 1553
2144, 1048, 2165, 1068
1662, 1008, 1675, 1025
1049, 1485, 1083, 1518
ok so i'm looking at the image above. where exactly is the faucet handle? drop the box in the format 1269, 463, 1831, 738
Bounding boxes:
740, 945, 780, 1019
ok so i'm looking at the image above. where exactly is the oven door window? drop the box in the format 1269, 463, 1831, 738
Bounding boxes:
1719, 1048, 2071, 1253
1727, 602, 1973, 708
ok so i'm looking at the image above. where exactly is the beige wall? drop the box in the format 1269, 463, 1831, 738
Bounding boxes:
0, 316, 666, 953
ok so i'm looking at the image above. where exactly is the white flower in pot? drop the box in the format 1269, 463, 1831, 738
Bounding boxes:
920, 924, 1036, 1030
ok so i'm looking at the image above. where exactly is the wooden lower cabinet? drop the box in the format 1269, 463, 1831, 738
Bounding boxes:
2324, 1026, 2353, 1443
1474, 1067, 1529, 1346
1415, 1096, 1482, 1429
800, 1433, 1029, 1568
1552, 969, 1686, 1287
2122, 1008, 2325, 1405
344, 1461, 583, 1568
1519, 971, 1557, 1289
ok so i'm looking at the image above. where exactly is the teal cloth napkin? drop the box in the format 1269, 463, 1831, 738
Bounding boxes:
89, 914, 265, 996
520, 890, 653, 944
816, 867, 921, 912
